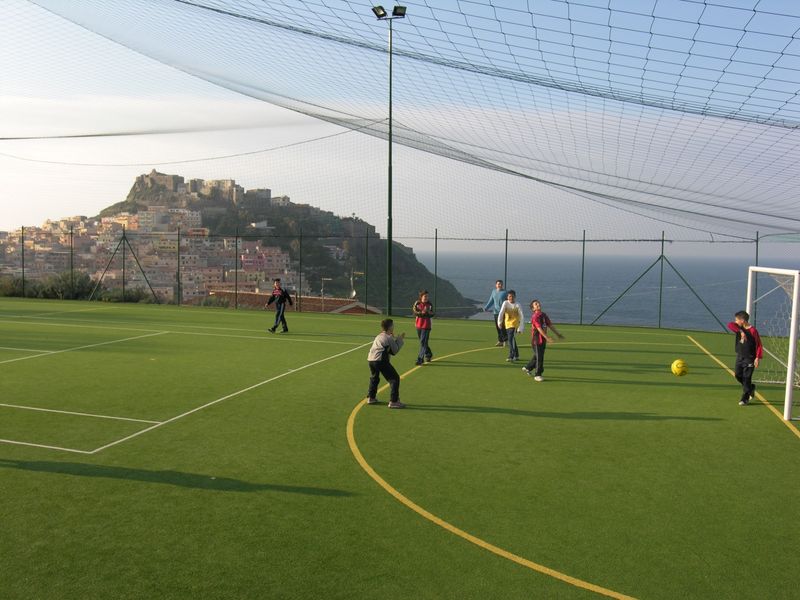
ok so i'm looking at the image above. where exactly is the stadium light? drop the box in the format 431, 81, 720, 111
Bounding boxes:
371, 5, 406, 315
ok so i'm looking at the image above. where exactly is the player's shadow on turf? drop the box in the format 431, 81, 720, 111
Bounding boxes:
0, 460, 354, 496
410, 405, 720, 421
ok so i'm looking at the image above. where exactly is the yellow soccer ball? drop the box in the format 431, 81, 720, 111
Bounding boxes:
671, 359, 688, 377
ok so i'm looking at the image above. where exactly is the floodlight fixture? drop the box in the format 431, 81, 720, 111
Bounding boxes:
392, 6, 406, 17
372, 5, 387, 18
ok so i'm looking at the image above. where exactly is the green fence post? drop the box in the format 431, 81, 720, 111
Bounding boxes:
504, 228, 509, 288
364, 229, 368, 314
434, 228, 438, 309
20, 225, 25, 297
753, 231, 759, 326
122, 226, 126, 302
234, 228, 239, 310
69, 224, 74, 300
580, 229, 586, 325
298, 228, 303, 313
658, 231, 665, 328
177, 227, 182, 306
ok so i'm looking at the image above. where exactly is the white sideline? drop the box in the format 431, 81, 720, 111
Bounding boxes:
0, 346, 51, 353
0, 438, 93, 454
0, 331, 168, 365
0, 403, 162, 424
0, 318, 363, 345
88, 341, 372, 454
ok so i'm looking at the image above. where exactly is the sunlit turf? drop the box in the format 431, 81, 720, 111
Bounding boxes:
0, 297, 796, 600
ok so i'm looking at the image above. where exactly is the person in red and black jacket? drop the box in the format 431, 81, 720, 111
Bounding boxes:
266, 278, 293, 333
412, 290, 434, 366
727, 310, 763, 406
522, 299, 564, 381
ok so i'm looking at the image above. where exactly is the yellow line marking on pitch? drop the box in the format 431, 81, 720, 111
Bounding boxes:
687, 335, 800, 441
347, 346, 637, 600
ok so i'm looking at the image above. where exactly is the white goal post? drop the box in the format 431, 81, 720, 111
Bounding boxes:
746, 266, 800, 421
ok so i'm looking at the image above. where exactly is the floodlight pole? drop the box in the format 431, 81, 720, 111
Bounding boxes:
387, 14, 395, 316
373, 6, 406, 315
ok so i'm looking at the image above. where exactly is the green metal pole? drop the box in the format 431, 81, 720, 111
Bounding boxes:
177, 227, 182, 305
753, 231, 759, 326
298, 228, 303, 313
504, 228, 508, 288
434, 228, 438, 310
580, 229, 586, 325
122, 226, 126, 302
69, 224, 74, 299
20, 226, 25, 297
234, 228, 239, 310
386, 16, 394, 316
364, 229, 369, 314
658, 231, 665, 328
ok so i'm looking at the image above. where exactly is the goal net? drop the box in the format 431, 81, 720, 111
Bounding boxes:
747, 267, 800, 420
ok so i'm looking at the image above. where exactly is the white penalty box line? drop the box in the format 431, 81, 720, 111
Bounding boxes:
88, 341, 371, 454
0, 331, 170, 453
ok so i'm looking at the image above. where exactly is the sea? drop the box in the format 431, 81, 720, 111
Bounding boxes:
414, 251, 798, 333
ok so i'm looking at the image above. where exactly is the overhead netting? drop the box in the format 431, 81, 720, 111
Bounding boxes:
4, 0, 800, 239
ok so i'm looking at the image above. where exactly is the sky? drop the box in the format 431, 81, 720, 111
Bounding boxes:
2, 0, 800, 254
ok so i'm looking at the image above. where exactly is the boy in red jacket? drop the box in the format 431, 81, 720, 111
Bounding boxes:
727, 310, 763, 405
522, 299, 564, 382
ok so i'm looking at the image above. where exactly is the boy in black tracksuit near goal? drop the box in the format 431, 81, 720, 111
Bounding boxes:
727, 310, 763, 406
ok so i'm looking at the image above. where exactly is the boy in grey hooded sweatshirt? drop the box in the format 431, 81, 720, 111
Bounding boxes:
367, 318, 406, 408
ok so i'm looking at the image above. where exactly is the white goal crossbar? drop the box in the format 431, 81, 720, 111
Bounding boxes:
746, 266, 800, 421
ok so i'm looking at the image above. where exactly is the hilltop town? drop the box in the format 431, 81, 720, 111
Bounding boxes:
0, 170, 474, 315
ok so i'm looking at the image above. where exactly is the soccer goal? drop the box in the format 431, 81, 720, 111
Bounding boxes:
746, 266, 800, 420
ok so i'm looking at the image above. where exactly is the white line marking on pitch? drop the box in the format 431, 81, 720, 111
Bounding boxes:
0, 438, 93, 454
0, 403, 162, 424
0, 318, 363, 346
0, 346, 52, 353
89, 341, 371, 454
15, 306, 114, 319
0, 331, 169, 365
170, 330, 358, 345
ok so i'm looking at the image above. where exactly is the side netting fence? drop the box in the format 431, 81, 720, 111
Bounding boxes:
0, 227, 791, 333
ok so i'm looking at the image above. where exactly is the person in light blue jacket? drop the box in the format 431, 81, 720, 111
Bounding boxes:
484, 279, 508, 347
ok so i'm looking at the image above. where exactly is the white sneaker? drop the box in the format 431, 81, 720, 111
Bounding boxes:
534, 376, 544, 382
388, 401, 406, 409
521, 367, 531, 375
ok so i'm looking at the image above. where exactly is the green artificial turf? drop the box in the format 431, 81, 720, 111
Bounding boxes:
0, 297, 797, 599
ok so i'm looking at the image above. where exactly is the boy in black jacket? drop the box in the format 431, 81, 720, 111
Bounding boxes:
266, 278, 293, 333
726, 310, 763, 405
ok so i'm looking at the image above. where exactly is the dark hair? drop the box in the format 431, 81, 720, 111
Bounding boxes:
381, 318, 394, 331
273, 278, 281, 284
507, 289, 516, 296
418, 289, 429, 300
735, 310, 750, 321
496, 279, 503, 285
530, 299, 540, 308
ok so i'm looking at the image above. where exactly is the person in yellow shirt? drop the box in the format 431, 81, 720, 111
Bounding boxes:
496, 290, 524, 362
